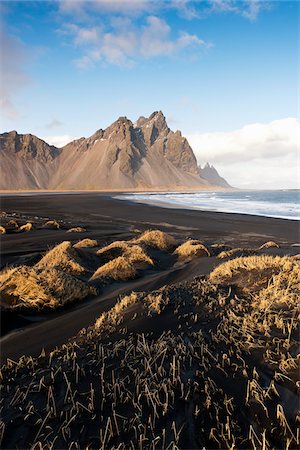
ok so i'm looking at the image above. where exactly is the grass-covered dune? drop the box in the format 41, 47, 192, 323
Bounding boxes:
1, 254, 299, 449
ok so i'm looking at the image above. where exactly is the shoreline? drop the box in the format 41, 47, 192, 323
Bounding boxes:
1, 189, 299, 222
1, 192, 299, 362
114, 194, 300, 222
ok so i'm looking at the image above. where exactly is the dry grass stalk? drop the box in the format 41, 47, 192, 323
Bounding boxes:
74, 238, 98, 249
91, 257, 137, 281
36, 241, 87, 275
217, 247, 255, 259
0, 266, 90, 310
67, 227, 86, 233
95, 292, 139, 329
6, 220, 19, 230
174, 240, 210, 258
42, 220, 60, 229
97, 241, 153, 266
18, 222, 33, 232
258, 241, 280, 249
135, 230, 177, 251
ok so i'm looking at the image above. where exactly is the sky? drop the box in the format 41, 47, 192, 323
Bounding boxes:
0, 0, 299, 189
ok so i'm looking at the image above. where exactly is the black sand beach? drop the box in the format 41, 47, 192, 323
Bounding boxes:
1, 193, 299, 450
1, 193, 299, 363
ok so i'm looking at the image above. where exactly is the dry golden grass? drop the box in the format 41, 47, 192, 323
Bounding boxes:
6, 219, 19, 230
125, 244, 154, 266
67, 227, 86, 233
135, 229, 177, 251
18, 222, 32, 232
0, 265, 90, 310
174, 240, 210, 258
258, 240, 280, 249
35, 241, 87, 275
91, 256, 137, 281
74, 238, 98, 248
0, 226, 6, 234
217, 247, 255, 259
95, 292, 138, 329
97, 240, 130, 259
210, 255, 300, 309
42, 220, 60, 229
97, 241, 154, 266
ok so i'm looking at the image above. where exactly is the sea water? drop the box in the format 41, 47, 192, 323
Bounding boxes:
118, 190, 300, 220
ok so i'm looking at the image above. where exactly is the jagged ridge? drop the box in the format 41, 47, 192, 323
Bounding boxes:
0, 112, 230, 190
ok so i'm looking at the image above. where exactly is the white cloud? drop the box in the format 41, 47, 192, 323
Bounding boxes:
62, 15, 209, 68
207, 0, 268, 21
0, 27, 31, 118
187, 118, 299, 189
58, 0, 267, 21
42, 134, 76, 147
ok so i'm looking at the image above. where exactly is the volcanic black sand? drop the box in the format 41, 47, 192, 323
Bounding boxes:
1, 193, 299, 360
0, 193, 299, 450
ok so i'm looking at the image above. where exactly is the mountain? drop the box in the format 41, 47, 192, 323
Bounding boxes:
0, 112, 231, 191
198, 163, 231, 188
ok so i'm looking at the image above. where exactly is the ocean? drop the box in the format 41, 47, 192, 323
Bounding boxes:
118, 190, 300, 220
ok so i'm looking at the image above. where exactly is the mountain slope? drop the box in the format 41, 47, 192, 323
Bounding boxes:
198, 163, 231, 188
0, 112, 231, 190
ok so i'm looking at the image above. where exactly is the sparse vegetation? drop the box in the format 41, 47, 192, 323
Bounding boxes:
1, 253, 298, 449
0, 265, 91, 310
135, 229, 178, 251
175, 239, 210, 258
74, 238, 98, 248
217, 247, 255, 259
6, 219, 19, 230
67, 226, 86, 233
42, 219, 60, 229
36, 241, 87, 275
91, 256, 137, 281
18, 222, 33, 232
258, 240, 280, 249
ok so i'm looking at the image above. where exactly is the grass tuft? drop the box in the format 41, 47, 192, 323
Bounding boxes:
35, 241, 87, 275
74, 238, 98, 248
18, 222, 32, 232
91, 256, 137, 281
0, 266, 91, 310
174, 240, 210, 258
135, 229, 177, 251
42, 220, 60, 229
67, 227, 86, 233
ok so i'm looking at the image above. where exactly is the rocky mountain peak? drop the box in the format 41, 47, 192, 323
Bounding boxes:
1, 130, 59, 161
0, 112, 231, 190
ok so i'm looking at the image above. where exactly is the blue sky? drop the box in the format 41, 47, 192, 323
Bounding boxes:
1, 0, 299, 188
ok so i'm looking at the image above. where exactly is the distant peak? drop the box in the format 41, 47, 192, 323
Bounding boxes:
149, 110, 165, 120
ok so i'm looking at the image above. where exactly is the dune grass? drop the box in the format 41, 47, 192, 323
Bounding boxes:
67, 227, 86, 233
74, 238, 98, 248
0, 265, 91, 310
91, 256, 137, 281
18, 222, 33, 232
6, 219, 19, 230
210, 254, 300, 309
174, 240, 210, 258
1, 252, 299, 450
35, 241, 87, 275
258, 240, 280, 249
42, 220, 60, 229
135, 229, 177, 251
217, 247, 255, 259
